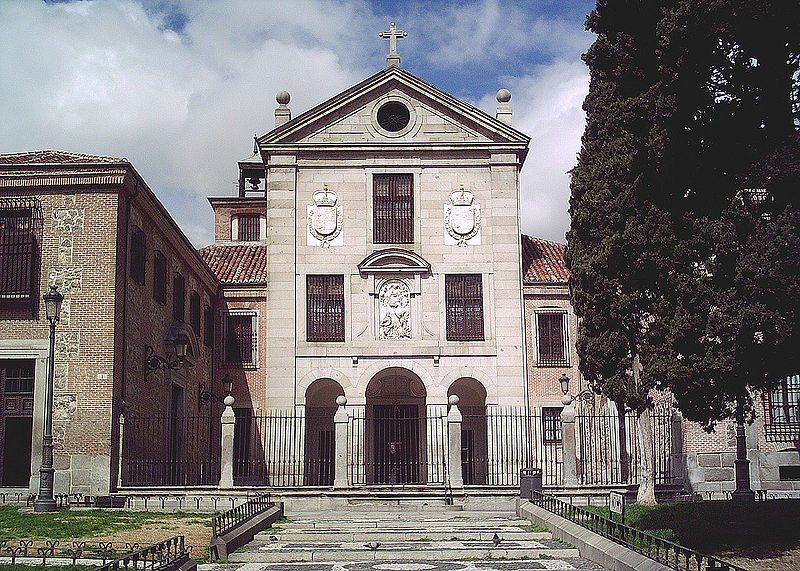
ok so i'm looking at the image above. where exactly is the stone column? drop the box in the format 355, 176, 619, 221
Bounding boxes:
116, 412, 125, 491
561, 396, 578, 487
448, 395, 464, 489
334, 395, 349, 488
219, 395, 236, 490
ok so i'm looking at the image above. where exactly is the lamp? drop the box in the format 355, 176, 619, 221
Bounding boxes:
34, 285, 63, 512
43, 285, 64, 324
144, 335, 193, 380
559, 374, 570, 396
199, 375, 234, 407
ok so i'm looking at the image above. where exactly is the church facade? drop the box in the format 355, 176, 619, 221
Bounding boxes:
0, 36, 798, 498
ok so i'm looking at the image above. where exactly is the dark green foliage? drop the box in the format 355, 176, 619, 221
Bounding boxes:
569, 0, 800, 427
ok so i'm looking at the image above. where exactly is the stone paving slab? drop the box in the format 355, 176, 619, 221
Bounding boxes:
201, 558, 608, 571
270, 531, 551, 542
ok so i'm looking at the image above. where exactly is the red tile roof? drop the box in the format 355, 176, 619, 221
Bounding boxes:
0, 150, 125, 164
522, 234, 570, 283
199, 244, 267, 284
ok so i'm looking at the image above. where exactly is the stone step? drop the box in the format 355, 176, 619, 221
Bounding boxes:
228, 540, 579, 563
260, 529, 551, 542
279, 517, 531, 529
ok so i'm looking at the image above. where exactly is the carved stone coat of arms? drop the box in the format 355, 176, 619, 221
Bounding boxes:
307, 186, 343, 247
444, 186, 481, 246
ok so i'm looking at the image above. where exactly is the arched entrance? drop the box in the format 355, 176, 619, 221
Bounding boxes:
365, 368, 426, 484
304, 379, 344, 485
448, 378, 488, 485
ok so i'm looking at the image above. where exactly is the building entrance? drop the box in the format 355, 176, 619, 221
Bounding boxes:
0, 360, 34, 487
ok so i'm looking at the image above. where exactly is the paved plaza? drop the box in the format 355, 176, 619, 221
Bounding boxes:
200, 507, 608, 570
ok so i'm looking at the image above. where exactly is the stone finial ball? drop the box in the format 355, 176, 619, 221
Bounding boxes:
448, 394, 460, 406
276, 90, 291, 105
496, 88, 512, 103
224, 394, 235, 406
336, 395, 348, 406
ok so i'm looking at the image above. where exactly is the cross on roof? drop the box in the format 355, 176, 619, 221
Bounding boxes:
379, 22, 407, 68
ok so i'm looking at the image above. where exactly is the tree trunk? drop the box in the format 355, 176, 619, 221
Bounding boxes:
632, 354, 657, 505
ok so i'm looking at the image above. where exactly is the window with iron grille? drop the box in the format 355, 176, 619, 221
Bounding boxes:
0, 199, 41, 302
445, 274, 484, 341
307, 275, 345, 342
173, 273, 185, 322
769, 375, 800, 424
238, 214, 261, 241
224, 311, 257, 366
190, 291, 201, 335
542, 407, 563, 442
374, 174, 413, 243
204, 306, 214, 347
153, 251, 167, 304
130, 227, 146, 285
536, 311, 569, 366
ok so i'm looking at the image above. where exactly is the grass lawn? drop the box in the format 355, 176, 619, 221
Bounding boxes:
585, 500, 800, 569
0, 506, 214, 562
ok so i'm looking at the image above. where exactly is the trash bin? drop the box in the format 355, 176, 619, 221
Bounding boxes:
520, 468, 543, 499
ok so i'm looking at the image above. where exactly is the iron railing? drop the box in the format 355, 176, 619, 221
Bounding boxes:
211, 493, 274, 537
123, 414, 219, 486
530, 491, 747, 571
348, 406, 447, 485
93, 536, 188, 571
0, 539, 174, 566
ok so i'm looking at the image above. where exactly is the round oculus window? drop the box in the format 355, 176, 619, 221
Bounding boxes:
376, 101, 410, 132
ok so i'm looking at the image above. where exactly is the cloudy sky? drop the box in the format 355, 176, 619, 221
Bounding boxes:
0, 0, 595, 247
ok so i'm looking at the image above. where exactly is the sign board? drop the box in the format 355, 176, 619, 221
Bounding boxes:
609, 491, 625, 525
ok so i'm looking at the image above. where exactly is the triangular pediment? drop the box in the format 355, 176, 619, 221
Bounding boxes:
258, 67, 530, 149
358, 248, 431, 275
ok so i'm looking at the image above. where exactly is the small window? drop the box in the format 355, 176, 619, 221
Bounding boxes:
2, 360, 34, 395
130, 227, 146, 285
542, 407, 563, 443
0, 199, 41, 301
376, 101, 410, 132
374, 174, 413, 243
190, 291, 201, 335
153, 251, 167, 304
779, 466, 800, 481
204, 306, 214, 347
445, 274, 484, 341
173, 273, 185, 322
307, 275, 345, 342
536, 311, 569, 366
768, 375, 800, 424
224, 311, 257, 366
238, 214, 261, 241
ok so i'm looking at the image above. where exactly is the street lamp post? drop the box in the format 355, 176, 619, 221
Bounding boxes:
34, 285, 63, 512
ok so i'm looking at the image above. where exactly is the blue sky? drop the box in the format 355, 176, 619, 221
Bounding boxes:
2, 0, 596, 246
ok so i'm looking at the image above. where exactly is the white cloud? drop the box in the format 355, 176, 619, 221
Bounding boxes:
478, 60, 590, 243
0, 0, 591, 246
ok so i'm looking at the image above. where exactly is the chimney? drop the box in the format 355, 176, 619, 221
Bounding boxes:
495, 88, 512, 126
275, 91, 291, 127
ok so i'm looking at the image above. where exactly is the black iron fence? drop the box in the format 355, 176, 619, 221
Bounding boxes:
123, 414, 219, 486
211, 493, 273, 537
93, 536, 189, 571
530, 491, 746, 571
464, 407, 562, 486
348, 406, 447, 486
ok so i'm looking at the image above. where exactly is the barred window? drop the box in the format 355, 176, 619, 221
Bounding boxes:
173, 273, 185, 322
0, 199, 41, 301
542, 407, 563, 443
224, 311, 257, 366
153, 251, 167, 304
190, 291, 201, 335
769, 375, 800, 424
238, 214, 261, 241
536, 311, 569, 366
445, 274, 484, 341
307, 275, 345, 342
130, 227, 146, 285
374, 174, 413, 243
3, 360, 34, 394
204, 306, 214, 347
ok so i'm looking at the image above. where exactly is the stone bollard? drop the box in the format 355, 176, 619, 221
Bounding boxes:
116, 412, 124, 491
448, 395, 464, 489
334, 395, 349, 488
560, 395, 578, 487
219, 395, 236, 490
